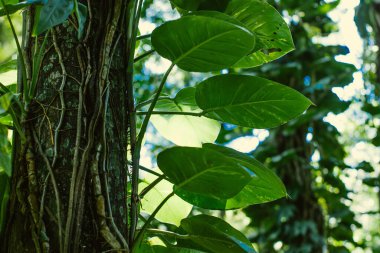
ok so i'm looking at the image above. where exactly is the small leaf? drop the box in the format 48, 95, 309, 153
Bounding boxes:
225, 0, 294, 68
157, 145, 255, 201
0, 0, 45, 16
139, 174, 192, 226
0, 60, 17, 74
151, 15, 255, 72
179, 215, 256, 253
151, 88, 221, 147
196, 74, 312, 129
33, 0, 74, 36
74, 0, 87, 40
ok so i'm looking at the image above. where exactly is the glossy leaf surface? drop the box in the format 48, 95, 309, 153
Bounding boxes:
170, 0, 230, 11
151, 15, 255, 72
179, 215, 256, 253
225, 0, 294, 68
173, 144, 286, 209
33, 0, 74, 35
0, 0, 45, 16
157, 145, 255, 200
196, 74, 312, 128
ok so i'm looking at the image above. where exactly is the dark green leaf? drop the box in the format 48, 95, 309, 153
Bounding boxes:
363, 177, 379, 187
174, 144, 286, 209
151, 15, 255, 72
33, 0, 74, 36
170, 0, 230, 11
225, 0, 294, 68
157, 145, 255, 201
0, 0, 18, 7
0, 0, 45, 16
179, 215, 256, 253
196, 74, 312, 128
74, 1, 87, 40
0, 60, 17, 74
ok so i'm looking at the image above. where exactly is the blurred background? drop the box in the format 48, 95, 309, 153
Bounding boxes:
1, 0, 380, 252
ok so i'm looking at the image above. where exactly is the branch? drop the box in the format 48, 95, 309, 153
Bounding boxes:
136, 111, 203, 117
132, 192, 175, 250
134, 49, 155, 63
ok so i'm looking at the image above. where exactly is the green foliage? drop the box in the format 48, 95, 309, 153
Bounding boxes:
33, 0, 74, 35
178, 215, 256, 253
150, 88, 221, 147
225, 0, 294, 68
0, 0, 318, 251
0, 0, 45, 17
195, 74, 312, 128
151, 14, 255, 72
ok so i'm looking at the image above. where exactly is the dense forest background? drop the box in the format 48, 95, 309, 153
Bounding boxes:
0, 0, 379, 252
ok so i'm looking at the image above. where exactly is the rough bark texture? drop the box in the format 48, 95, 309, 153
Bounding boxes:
2, 1, 130, 252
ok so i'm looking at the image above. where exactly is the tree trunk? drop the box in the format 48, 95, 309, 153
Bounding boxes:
2, 1, 131, 252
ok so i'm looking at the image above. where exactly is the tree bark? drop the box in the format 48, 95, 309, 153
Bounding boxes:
2, 1, 131, 252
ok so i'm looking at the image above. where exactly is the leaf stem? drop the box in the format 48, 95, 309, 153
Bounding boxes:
139, 175, 166, 198
145, 229, 190, 240
135, 96, 172, 110
136, 111, 203, 117
130, 63, 174, 245
132, 192, 175, 251
134, 49, 155, 63
136, 34, 151, 40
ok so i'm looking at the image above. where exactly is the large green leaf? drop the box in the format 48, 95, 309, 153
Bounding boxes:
196, 74, 312, 129
170, 0, 230, 11
0, 0, 45, 16
157, 146, 255, 200
179, 215, 256, 253
33, 0, 74, 35
173, 144, 286, 209
139, 174, 192, 226
151, 88, 220, 147
225, 0, 294, 68
136, 243, 204, 253
0, 0, 17, 6
151, 15, 255, 72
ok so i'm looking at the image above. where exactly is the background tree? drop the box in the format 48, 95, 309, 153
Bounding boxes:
0, 0, 312, 252
216, 1, 361, 252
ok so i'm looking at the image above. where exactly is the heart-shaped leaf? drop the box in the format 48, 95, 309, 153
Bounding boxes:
196, 74, 312, 129
178, 215, 256, 253
173, 144, 286, 209
0, 0, 45, 16
33, 0, 74, 35
151, 15, 255, 72
225, 0, 294, 68
170, 0, 231, 12
151, 88, 220, 147
157, 145, 255, 200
